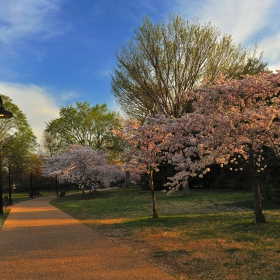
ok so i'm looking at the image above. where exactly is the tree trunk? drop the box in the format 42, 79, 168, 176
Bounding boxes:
182, 179, 190, 196
124, 170, 130, 188
12, 175, 15, 194
249, 149, 266, 223
252, 176, 266, 223
150, 188, 159, 218
148, 171, 158, 218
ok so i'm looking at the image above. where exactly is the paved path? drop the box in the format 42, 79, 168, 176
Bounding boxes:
0, 196, 175, 280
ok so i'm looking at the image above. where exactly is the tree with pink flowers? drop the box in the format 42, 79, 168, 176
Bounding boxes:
145, 71, 279, 223
43, 144, 124, 194
115, 71, 280, 223
156, 113, 212, 196
189, 71, 280, 223
116, 118, 173, 218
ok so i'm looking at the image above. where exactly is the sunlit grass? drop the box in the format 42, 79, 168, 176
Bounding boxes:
51, 187, 280, 279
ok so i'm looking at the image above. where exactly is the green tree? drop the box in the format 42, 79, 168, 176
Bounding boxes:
111, 15, 267, 120
0, 95, 36, 149
40, 130, 67, 158
44, 102, 124, 158
1, 96, 36, 153
0, 95, 37, 190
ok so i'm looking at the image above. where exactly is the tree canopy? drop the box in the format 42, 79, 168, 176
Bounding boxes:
43, 102, 124, 158
0, 95, 37, 169
115, 118, 173, 218
111, 15, 267, 120
43, 144, 124, 193
123, 71, 280, 222
192, 71, 280, 223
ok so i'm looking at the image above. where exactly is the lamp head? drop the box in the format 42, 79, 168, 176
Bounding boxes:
0, 96, 13, 119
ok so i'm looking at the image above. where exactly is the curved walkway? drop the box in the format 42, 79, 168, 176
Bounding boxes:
0, 196, 175, 280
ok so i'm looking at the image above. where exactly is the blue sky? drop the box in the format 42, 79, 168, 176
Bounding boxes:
0, 0, 280, 142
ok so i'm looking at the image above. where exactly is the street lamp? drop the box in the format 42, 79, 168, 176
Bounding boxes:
0, 95, 14, 214
8, 163, 12, 205
0, 146, 14, 214
7, 161, 21, 205
0, 96, 13, 118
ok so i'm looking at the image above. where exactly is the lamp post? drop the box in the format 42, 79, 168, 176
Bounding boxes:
8, 163, 11, 205
7, 161, 20, 205
0, 146, 14, 214
0, 96, 14, 214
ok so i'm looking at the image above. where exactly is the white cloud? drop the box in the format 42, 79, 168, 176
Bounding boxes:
60, 91, 81, 102
0, 0, 68, 45
177, 0, 280, 72
196, 0, 276, 44
257, 32, 280, 72
107, 97, 123, 115
0, 82, 60, 142
92, 70, 111, 78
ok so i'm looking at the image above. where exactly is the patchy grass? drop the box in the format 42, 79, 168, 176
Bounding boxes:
2, 191, 59, 204
0, 209, 9, 229
51, 187, 280, 279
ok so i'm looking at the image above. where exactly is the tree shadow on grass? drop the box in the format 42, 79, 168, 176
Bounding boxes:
223, 199, 280, 211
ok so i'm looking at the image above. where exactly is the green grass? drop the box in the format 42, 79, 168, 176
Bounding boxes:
0, 209, 9, 229
51, 187, 255, 217
50, 187, 280, 280
2, 191, 59, 203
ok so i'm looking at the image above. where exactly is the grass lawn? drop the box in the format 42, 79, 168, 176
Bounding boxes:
11, 187, 280, 279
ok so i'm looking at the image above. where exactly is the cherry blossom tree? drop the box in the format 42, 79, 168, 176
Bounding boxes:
191, 71, 280, 223
147, 71, 279, 223
43, 144, 124, 194
155, 113, 212, 196
114, 71, 279, 223
116, 114, 212, 198
115, 118, 172, 218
